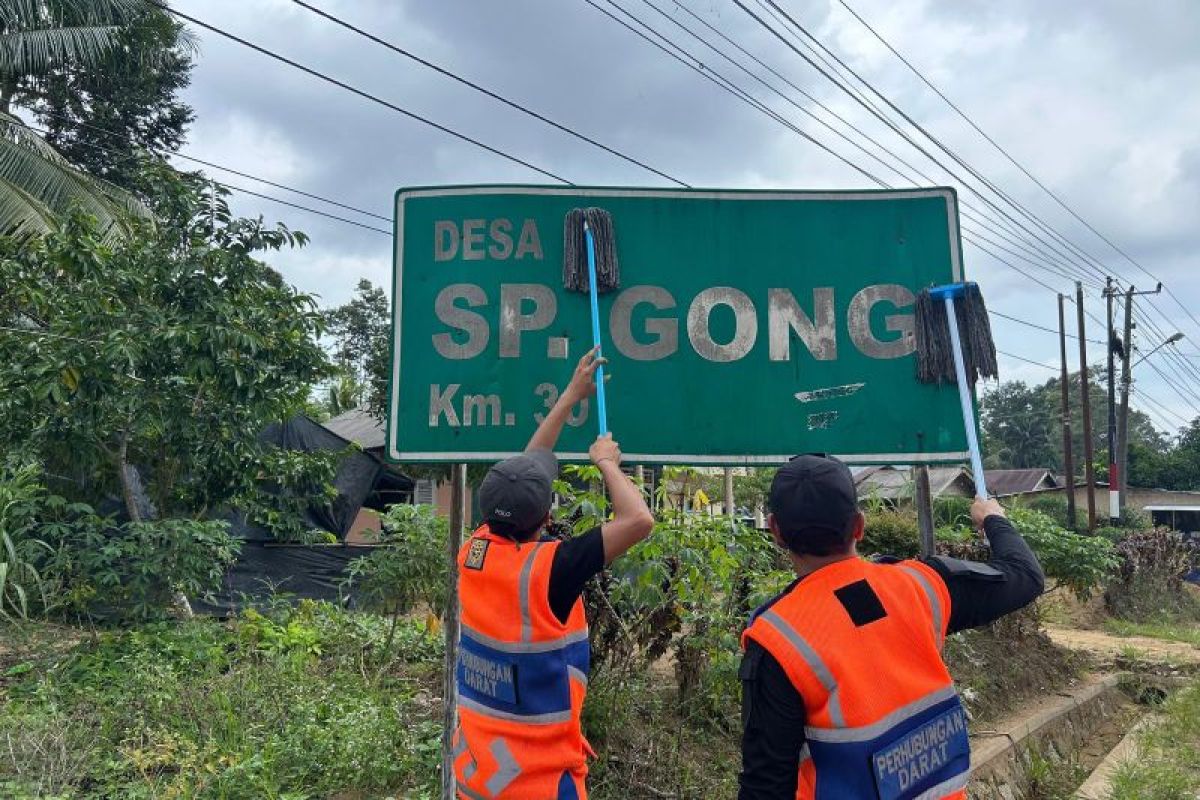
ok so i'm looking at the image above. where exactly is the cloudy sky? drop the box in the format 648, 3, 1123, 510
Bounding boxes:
170, 0, 1200, 434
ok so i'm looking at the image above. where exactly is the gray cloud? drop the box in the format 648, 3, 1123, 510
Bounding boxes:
170, 0, 1200, 429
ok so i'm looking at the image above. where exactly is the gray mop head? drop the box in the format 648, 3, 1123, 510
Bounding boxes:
563, 207, 620, 293
914, 284, 998, 385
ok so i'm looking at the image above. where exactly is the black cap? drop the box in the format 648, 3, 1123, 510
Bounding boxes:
478, 449, 558, 534
769, 454, 859, 542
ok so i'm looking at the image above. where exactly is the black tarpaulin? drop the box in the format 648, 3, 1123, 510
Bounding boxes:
191, 541, 378, 615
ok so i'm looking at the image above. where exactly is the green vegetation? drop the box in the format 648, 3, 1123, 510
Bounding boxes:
1106, 529, 1199, 621
1109, 679, 1200, 799
0, 602, 444, 800
1104, 618, 1200, 647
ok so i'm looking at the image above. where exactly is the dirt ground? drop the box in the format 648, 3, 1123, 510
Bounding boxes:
1043, 624, 1200, 667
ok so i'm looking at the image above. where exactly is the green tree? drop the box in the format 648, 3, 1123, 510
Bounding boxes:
980, 380, 1057, 468
0, 0, 152, 238
0, 165, 333, 529
980, 368, 1165, 475
25, 5, 195, 190
323, 278, 390, 416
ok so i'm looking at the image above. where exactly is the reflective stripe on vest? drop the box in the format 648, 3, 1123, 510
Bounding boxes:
742, 558, 967, 799
756, 609, 847, 727
898, 564, 946, 651
455, 527, 591, 799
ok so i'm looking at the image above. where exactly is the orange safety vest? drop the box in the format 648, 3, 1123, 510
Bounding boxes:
742, 557, 969, 800
453, 526, 593, 800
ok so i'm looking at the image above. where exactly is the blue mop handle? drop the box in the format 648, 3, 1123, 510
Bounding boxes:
584, 221, 608, 435
942, 295, 988, 499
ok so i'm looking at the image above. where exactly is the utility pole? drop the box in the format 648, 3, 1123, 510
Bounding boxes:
1104, 277, 1119, 523
1117, 284, 1163, 515
1076, 283, 1096, 531
1058, 294, 1077, 529
1117, 286, 1135, 517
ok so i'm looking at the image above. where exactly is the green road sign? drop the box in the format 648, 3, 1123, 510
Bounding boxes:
387, 185, 970, 466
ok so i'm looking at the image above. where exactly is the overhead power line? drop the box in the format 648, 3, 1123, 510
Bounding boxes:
996, 349, 1056, 372
832, 0, 1200, 343
588, 0, 1102, 297
581, 0, 889, 186
25, 122, 391, 236
33, 111, 389, 222
735, 0, 1111, 292
220, 181, 390, 235
144, 0, 570, 184
288, 0, 687, 187
635, 0, 1100, 291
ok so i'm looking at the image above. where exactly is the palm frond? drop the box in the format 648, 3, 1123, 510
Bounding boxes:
0, 0, 143, 30
0, 111, 150, 241
0, 174, 59, 238
0, 24, 124, 74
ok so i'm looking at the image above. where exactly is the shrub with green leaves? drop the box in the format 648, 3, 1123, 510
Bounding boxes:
345, 503, 448, 618
0, 602, 444, 799
1002, 508, 1117, 599
862, 510, 920, 558
40, 516, 240, 621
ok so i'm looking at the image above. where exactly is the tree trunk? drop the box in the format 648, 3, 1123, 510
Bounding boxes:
117, 430, 142, 524
118, 430, 193, 619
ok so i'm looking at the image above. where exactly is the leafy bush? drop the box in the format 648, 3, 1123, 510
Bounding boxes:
1011, 494, 1071, 528
933, 496, 973, 529
41, 517, 240, 621
1000, 508, 1117, 599
862, 510, 920, 558
0, 464, 57, 619
0, 602, 444, 799
345, 503, 448, 619
1104, 529, 1199, 621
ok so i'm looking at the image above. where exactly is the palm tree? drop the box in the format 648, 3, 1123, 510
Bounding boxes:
0, 0, 154, 239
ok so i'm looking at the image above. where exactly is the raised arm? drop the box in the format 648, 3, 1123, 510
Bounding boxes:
526, 348, 601, 453
590, 434, 655, 564
926, 498, 1046, 634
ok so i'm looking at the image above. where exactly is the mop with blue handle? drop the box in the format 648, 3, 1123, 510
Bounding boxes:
563, 207, 620, 435
914, 282, 999, 498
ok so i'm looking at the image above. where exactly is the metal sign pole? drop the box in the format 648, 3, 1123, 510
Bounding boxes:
441, 463, 466, 800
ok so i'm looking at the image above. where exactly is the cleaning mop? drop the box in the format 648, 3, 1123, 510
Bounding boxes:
914, 282, 998, 498
563, 207, 620, 435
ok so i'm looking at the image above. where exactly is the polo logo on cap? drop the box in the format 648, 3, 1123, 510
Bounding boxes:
493, 508, 512, 518
464, 538, 489, 571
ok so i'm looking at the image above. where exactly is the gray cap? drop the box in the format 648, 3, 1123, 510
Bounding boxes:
478, 449, 558, 533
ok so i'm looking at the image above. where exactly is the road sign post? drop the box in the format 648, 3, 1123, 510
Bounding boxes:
388, 185, 970, 466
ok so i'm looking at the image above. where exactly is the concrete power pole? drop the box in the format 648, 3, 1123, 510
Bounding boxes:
1058, 294, 1077, 530
1117, 287, 1135, 517
1076, 283, 1097, 531
1105, 278, 1119, 523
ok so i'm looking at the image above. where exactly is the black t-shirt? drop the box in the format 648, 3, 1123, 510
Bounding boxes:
547, 526, 606, 624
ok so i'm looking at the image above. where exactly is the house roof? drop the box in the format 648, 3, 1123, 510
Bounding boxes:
984, 469, 1059, 497
854, 465, 973, 500
322, 407, 386, 451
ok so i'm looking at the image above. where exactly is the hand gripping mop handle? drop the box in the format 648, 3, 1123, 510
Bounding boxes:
584, 221, 608, 435
933, 288, 988, 499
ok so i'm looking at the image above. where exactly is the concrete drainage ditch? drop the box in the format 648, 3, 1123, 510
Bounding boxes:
968, 674, 1144, 799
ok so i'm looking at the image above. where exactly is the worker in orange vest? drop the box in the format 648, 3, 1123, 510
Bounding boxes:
453, 348, 654, 800
739, 455, 1045, 799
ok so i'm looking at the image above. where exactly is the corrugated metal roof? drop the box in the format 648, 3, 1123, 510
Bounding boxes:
985, 469, 1058, 497
322, 407, 386, 450
854, 465, 973, 499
